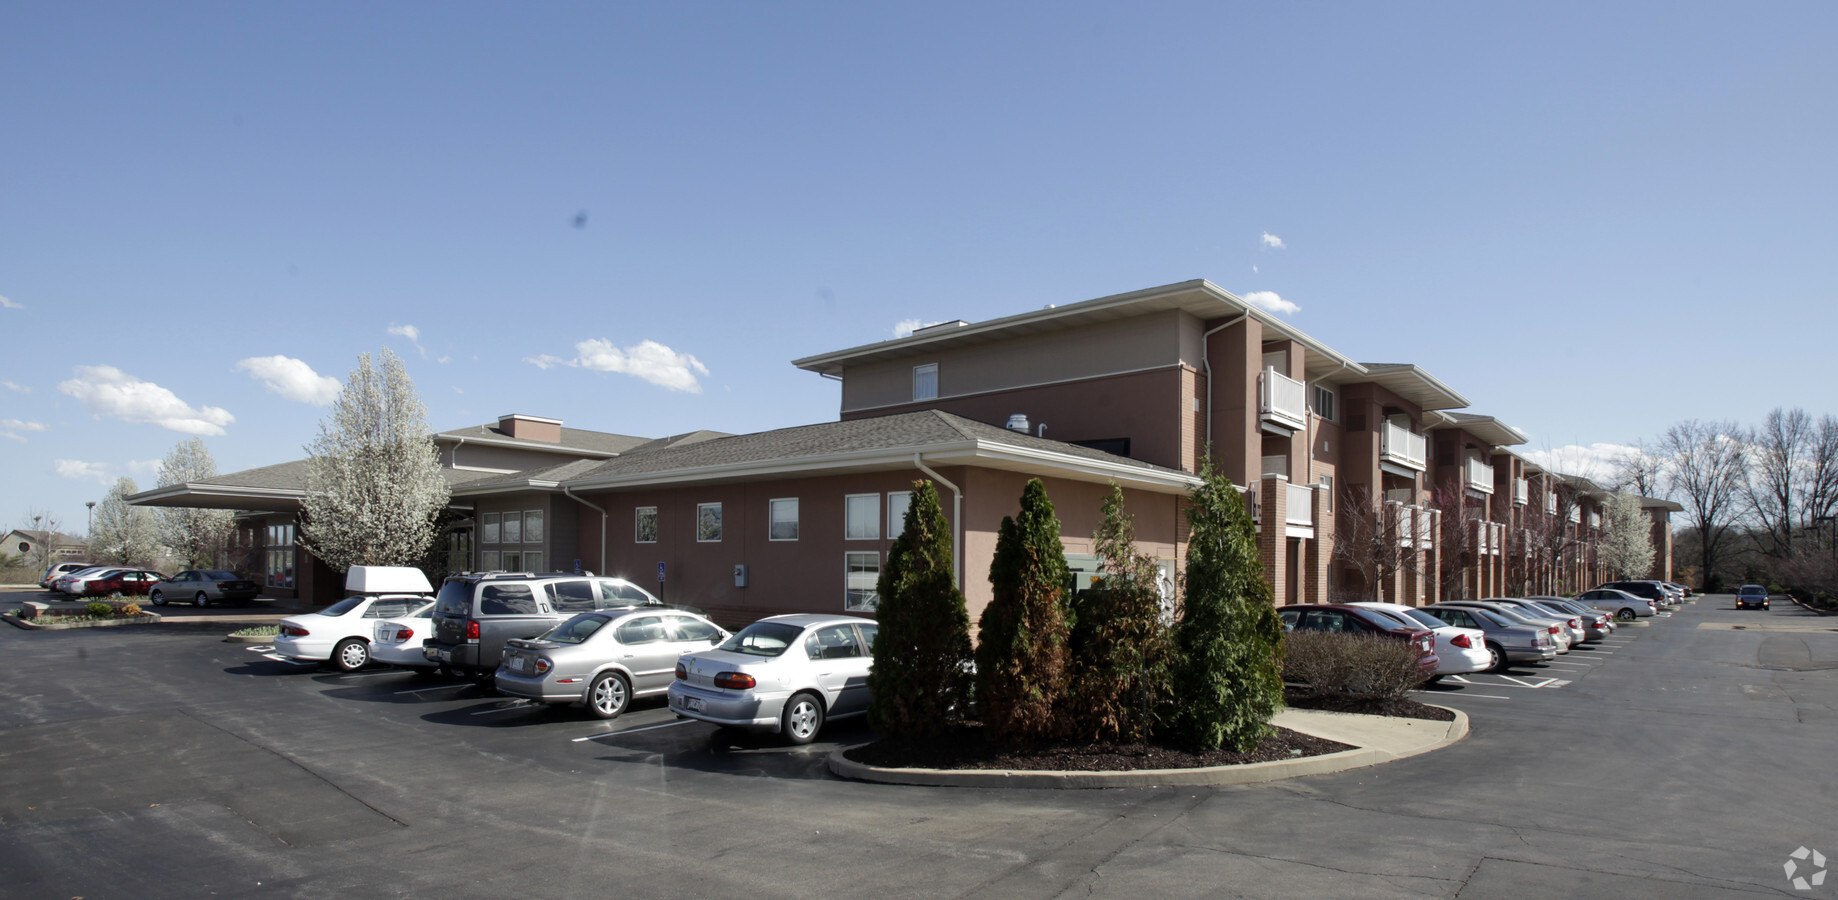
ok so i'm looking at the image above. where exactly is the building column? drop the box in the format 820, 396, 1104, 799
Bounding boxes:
1426, 508, 1443, 602
1260, 477, 1287, 605
1304, 485, 1332, 603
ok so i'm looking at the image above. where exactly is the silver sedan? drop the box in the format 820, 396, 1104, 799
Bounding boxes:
495, 610, 728, 719
668, 614, 878, 744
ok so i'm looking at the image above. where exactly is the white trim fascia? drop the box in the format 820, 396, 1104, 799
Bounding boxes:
1285, 525, 1315, 539
126, 483, 305, 505
451, 464, 523, 474
560, 440, 1201, 494
840, 362, 1189, 416
456, 480, 566, 497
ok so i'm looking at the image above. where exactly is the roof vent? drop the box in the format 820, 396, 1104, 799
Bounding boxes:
1006, 414, 1030, 434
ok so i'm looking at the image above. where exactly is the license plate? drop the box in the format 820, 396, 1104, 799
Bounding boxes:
507, 656, 527, 674
680, 696, 704, 712
427, 648, 451, 662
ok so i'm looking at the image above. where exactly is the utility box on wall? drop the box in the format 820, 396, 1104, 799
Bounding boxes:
733, 564, 748, 588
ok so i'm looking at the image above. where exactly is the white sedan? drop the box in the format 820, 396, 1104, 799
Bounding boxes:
1350, 601, 1492, 677
371, 605, 439, 670
274, 595, 435, 672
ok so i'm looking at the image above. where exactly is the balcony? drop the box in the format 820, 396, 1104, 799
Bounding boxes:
1379, 422, 1427, 472
1258, 367, 1308, 434
1463, 458, 1495, 494
1568, 506, 1581, 524
1286, 482, 1313, 527
1243, 482, 1261, 526
1545, 493, 1557, 514
1589, 511, 1601, 530
1513, 478, 1529, 506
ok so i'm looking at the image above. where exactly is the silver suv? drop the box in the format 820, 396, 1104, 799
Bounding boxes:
423, 572, 664, 679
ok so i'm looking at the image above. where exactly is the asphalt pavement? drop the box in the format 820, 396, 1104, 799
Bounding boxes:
1, 590, 1833, 899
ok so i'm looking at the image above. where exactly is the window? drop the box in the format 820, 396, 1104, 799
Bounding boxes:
524, 509, 544, 543
697, 502, 722, 542
844, 552, 880, 611
265, 523, 295, 589
547, 580, 598, 612
524, 551, 543, 572
912, 363, 938, 401
478, 584, 539, 615
502, 550, 523, 571
482, 513, 500, 544
1312, 384, 1337, 421
502, 511, 523, 544
804, 624, 864, 660
667, 614, 722, 643
1318, 474, 1334, 512
635, 507, 658, 543
769, 498, 799, 541
845, 494, 880, 540
887, 490, 913, 538
616, 615, 667, 645
481, 550, 501, 570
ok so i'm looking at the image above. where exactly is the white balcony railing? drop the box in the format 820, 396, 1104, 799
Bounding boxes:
1568, 506, 1581, 524
1589, 511, 1601, 530
1415, 508, 1434, 545
1243, 482, 1261, 526
1545, 493, 1557, 514
1513, 478, 1529, 506
1379, 422, 1427, 471
1464, 457, 1495, 494
1259, 367, 1308, 432
1286, 482, 1313, 527
1385, 488, 1415, 505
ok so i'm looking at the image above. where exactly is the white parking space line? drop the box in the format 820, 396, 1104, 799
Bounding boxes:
470, 701, 535, 716
1448, 676, 1558, 690
244, 645, 273, 652
1496, 675, 1558, 688
262, 654, 317, 665
1419, 691, 1513, 700
335, 670, 409, 679
395, 684, 473, 694
572, 720, 696, 742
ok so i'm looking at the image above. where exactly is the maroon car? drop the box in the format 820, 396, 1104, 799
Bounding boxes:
82, 570, 167, 597
1277, 603, 1440, 681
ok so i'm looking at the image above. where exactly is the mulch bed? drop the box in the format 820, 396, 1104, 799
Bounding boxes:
843, 724, 1354, 772
1282, 690, 1456, 721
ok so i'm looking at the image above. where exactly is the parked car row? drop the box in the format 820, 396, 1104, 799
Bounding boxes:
37, 565, 261, 606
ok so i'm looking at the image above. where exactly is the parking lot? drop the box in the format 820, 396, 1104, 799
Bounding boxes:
3, 591, 1836, 899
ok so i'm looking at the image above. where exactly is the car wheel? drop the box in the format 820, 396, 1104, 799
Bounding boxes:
331, 638, 370, 672
587, 672, 630, 720
1616, 608, 1636, 621
150, 591, 166, 607
780, 692, 825, 745
1486, 643, 1508, 672
194, 592, 210, 608
1425, 674, 1443, 686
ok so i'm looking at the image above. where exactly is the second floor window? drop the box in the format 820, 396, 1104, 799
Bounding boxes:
887, 490, 913, 538
697, 503, 723, 542
846, 494, 880, 540
770, 498, 799, 541
1312, 384, 1337, 421
913, 364, 938, 401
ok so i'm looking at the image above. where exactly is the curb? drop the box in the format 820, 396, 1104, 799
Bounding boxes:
825, 705, 1468, 789
223, 633, 275, 643
4, 612, 163, 631
1789, 596, 1837, 617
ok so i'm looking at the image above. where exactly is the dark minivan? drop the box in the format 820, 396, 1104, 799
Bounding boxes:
424, 572, 665, 679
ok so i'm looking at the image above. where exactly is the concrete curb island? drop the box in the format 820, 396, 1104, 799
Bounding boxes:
827, 705, 1468, 789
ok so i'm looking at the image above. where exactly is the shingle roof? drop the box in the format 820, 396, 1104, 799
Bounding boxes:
436, 423, 653, 455
562, 410, 1188, 484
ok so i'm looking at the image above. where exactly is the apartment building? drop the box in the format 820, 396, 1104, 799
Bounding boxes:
130, 279, 1674, 619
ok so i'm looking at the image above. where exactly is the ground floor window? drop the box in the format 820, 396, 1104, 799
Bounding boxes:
844, 552, 879, 611
265, 524, 295, 588
697, 503, 722, 542
636, 506, 658, 543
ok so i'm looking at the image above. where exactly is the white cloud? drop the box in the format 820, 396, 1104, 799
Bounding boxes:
54, 459, 112, 484
1252, 265, 1259, 274
528, 339, 709, 392
2, 380, 27, 392
126, 459, 162, 475
0, 295, 21, 309
1242, 291, 1300, 315
1, 418, 48, 443
894, 318, 926, 338
1522, 443, 1640, 480
236, 356, 341, 406
58, 365, 236, 436
436, 355, 452, 365
1261, 232, 1286, 249
388, 324, 421, 342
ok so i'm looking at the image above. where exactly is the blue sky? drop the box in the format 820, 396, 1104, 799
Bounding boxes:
4, 2, 1835, 537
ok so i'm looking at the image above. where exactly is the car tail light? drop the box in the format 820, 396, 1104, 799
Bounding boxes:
1451, 633, 1472, 649
394, 628, 414, 641
281, 624, 309, 637
674, 662, 687, 680
1569, 618, 1580, 630
534, 658, 552, 675
465, 620, 480, 640
1548, 625, 1560, 635
714, 671, 757, 690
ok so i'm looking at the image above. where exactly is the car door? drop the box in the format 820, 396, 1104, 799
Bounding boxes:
612, 615, 680, 694
803, 624, 872, 715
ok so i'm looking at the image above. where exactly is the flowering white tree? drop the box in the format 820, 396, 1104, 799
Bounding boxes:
156, 438, 234, 569
300, 349, 450, 572
1599, 491, 1656, 581
91, 478, 163, 566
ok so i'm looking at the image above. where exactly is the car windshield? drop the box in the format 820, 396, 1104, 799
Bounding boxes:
320, 597, 365, 617
542, 615, 608, 645
204, 570, 238, 580
1739, 586, 1766, 596
1467, 607, 1512, 627
1399, 608, 1449, 629
719, 621, 806, 657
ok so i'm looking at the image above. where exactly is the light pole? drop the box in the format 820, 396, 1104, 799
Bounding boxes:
86, 501, 96, 538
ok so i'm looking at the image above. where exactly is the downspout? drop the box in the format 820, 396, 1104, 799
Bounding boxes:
451, 435, 465, 469
562, 486, 607, 577
1201, 312, 1251, 460
914, 454, 963, 588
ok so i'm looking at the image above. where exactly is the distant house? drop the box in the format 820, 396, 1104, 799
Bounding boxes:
3, 529, 88, 567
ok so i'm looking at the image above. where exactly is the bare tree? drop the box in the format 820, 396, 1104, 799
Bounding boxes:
1800, 415, 1838, 543
1746, 407, 1812, 558
155, 438, 235, 569
1429, 480, 1485, 600
1521, 478, 1585, 594
1612, 441, 1666, 499
20, 507, 66, 574
91, 478, 163, 567
1331, 487, 1423, 601
300, 349, 451, 572
1599, 491, 1656, 580
1658, 420, 1749, 591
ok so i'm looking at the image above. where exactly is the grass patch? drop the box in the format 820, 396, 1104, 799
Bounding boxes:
229, 624, 281, 637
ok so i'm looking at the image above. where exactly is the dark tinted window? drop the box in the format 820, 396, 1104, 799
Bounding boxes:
204, 570, 238, 580
597, 580, 657, 608
547, 580, 598, 612
616, 616, 667, 644
804, 624, 863, 659
720, 621, 804, 657
479, 584, 539, 615
857, 623, 879, 653
435, 580, 474, 615
543, 615, 607, 645
1432, 608, 1472, 628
